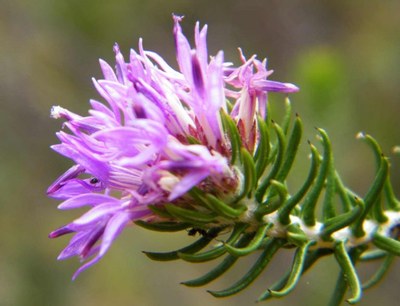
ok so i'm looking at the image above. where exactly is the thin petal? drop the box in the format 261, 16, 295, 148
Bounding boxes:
253, 80, 300, 93
58, 193, 120, 210
71, 204, 121, 228
98, 212, 132, 256
71, 212, 131, 280
47, 165, 85, 195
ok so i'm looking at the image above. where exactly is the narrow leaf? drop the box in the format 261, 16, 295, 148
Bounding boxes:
181, 233, 254, 287
134, 220, 190, 232
320, 197, 363, 241
352, 156, 389, 237
148, 205, 173, 218
254, 116, 271, 179
258, 248, 332, 301
334, 171, 352, 212
256, 122, 286, 202
384, 178, 400, 211
179, 223, 249, 263
278, 142, 320, 225
255, 180, 289, 218
333, 241, 362, 304
164, 204, 217, 224
224, 223, 273, 256
301, 128, 331, 226
276, 114, 303, 181
206, 193, 247, 219
237, 148, 257, 200
372, 232, 400, 256
208, 238, 285, 297
286, 224, 310, 246
281, 97, 292, 134
362, 254, 395, 289
360, 249, 387, 261
221, 111, 242, 165
268, 241, 314, 297
143, 228, 221, 261
322, 143, 336, 221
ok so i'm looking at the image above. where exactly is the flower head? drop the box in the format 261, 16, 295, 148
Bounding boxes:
48, 15, 298, 278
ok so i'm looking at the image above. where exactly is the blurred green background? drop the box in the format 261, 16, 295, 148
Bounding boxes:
1, 0, 400, 305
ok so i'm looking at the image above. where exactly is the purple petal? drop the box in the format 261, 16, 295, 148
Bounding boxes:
253, 80, 299, 93
58, 193, 120, 210
72, 255, 102, 280
98, 212, 132, 257
113, 43, 128, 85
168, 170, 209, 200
194, 21, 208, 72
47, 164, 85, 195
99, 59, 118, 82
51, 144, 109, 182
71, 212, 131, 280
49, 178, 104, 200
49, 225, 74, 238
57, 231, 94, 260
71, 204, 122, 228
173, 15, 193, 83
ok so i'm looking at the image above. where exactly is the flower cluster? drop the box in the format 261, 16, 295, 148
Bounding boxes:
47, 15, 298, 279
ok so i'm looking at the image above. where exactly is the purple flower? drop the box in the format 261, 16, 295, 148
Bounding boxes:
225, 49, 299, 151
48, 15, 298, 278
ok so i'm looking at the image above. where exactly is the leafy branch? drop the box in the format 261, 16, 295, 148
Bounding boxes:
136, 99, 400, 305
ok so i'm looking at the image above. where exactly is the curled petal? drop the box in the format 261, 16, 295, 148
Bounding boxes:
47, 164, 85, 195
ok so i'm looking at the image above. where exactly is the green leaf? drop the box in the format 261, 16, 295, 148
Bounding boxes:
329, 246, 366, 306
301, 128, 331, 226
148, 205, 173, 218
268, 241, 314, 297
271, 180, 289, 204
255, 180, 289, 218
220, 110, 242, 165
164, 204, 217, 224
334, 171, 353, 212
134, 220, 190, 232
237, 148, 257, 200
333, 241, 362, 305
181, 233, 254, 287
357, 132, 382, 165
278, 142, 320, 225
206, 193, 247, 219
372, 232, 400, 256
254, 116, 271, 179
143, 227, 222, 261
276, 114, 303, 182
256, 122, 286, 202
281, 97, 293, 135
352, 156, 389, 237
286, 224, 311, 246
320, 197, 363, 241
356, 133, 389, 223
208, 238, 285, 297
360, 249, 388, 261
362, 254, 395, 290
258, 248, 332, 301
179, 223, 249, 263
224, 223, 273, 256
322, 145, 336, 221
384, 178, 400, 211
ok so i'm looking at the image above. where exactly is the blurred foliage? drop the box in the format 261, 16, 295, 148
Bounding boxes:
1, 0, 399, 305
